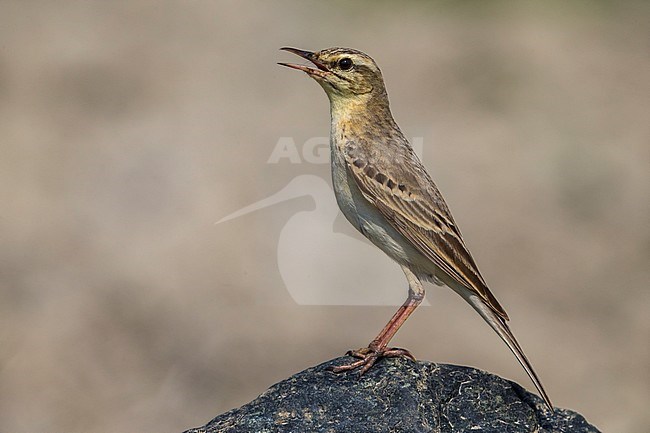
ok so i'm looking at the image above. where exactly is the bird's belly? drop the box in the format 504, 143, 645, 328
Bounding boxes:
330, 149, 420, 268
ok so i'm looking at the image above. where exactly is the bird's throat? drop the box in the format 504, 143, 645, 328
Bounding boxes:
329, 93, 396, 145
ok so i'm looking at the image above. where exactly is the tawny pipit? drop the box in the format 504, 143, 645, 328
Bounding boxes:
279, 47, 553, 410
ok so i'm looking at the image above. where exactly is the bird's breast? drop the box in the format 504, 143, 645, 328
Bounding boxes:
329, 139, 363, 230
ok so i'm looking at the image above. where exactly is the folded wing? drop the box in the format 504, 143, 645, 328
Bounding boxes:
343, 140, 509, 321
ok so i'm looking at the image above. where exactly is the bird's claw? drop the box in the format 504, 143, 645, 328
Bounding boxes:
329, 346, 415, 375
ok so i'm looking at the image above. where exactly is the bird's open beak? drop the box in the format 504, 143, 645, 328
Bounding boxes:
278, 47, 330, 78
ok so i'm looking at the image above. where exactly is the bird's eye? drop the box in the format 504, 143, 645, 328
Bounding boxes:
338, 57, 353, 70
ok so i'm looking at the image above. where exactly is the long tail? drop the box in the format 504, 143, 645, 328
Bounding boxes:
466, 293, 554, 411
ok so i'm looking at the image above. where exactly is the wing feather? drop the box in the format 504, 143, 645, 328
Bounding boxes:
344, 143, 509, 320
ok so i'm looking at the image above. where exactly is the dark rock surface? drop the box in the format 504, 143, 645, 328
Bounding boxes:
184, 356, 600, 433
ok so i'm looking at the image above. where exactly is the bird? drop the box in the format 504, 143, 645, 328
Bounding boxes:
278, 46, 553, 410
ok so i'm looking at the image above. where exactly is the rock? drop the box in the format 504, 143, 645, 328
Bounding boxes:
183, 356, 600, 433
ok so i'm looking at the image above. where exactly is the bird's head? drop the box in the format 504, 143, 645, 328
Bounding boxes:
279, 47, 387, 106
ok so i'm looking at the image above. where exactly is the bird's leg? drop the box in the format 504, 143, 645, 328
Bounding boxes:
331, 267, 424, 374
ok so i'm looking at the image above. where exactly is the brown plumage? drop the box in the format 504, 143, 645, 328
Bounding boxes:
279, 46, 552, 410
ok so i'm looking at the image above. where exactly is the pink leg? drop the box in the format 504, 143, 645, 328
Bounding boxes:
331, 266, 424, 374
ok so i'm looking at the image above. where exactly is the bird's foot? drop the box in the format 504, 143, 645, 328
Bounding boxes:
329, 345, 415, 375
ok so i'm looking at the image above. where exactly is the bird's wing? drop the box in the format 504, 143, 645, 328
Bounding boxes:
343, 141, 509, 320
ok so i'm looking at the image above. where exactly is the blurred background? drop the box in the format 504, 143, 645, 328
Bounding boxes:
1, 1, 648, 432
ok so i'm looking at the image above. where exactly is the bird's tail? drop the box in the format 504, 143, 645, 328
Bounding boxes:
465, 293, 554, 411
